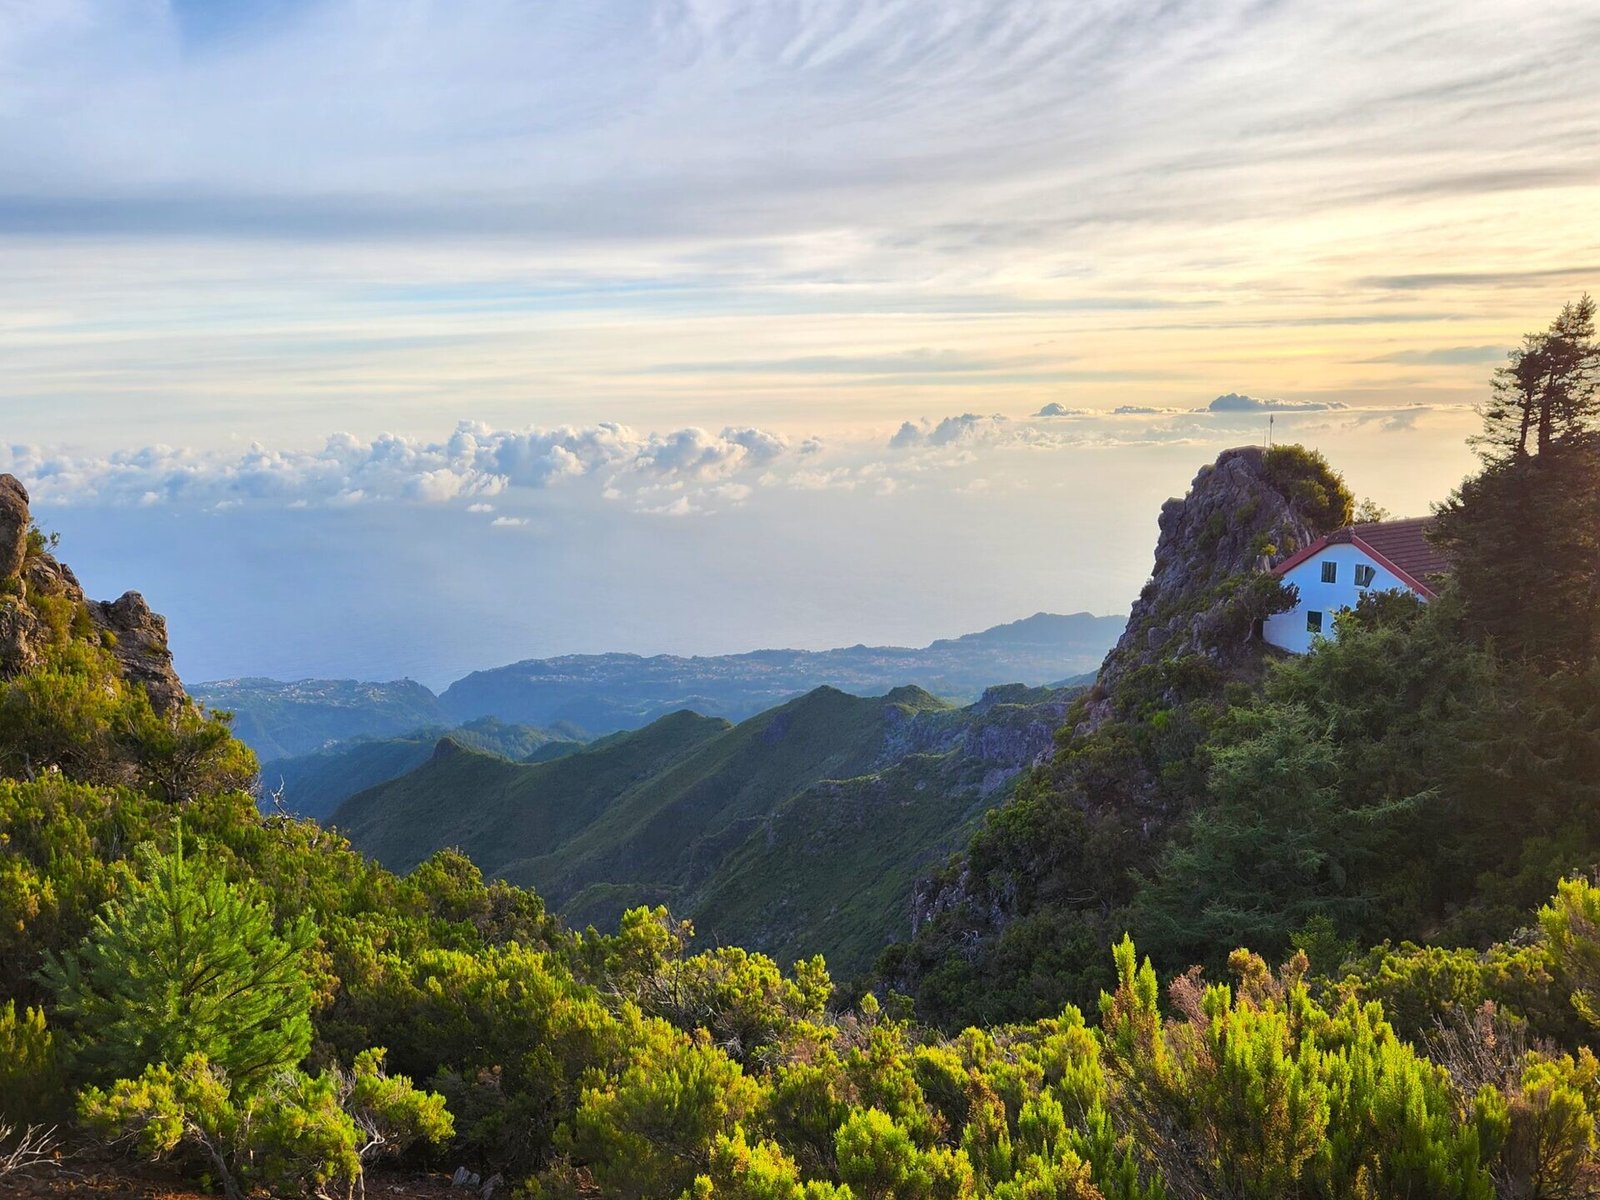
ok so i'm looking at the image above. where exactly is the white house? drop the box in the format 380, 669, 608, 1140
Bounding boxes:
1261, 517, 1450, 654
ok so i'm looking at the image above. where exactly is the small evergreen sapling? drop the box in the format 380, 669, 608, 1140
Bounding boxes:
41, 834, 315, 1088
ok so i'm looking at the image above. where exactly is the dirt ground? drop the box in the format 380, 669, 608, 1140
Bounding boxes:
2, 1154, 462, 1199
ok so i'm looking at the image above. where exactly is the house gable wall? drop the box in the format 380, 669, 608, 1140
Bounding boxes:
1262, 542, 1421, 654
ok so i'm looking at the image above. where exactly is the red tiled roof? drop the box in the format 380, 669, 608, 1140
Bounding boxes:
1271, 517, 1451, 598
1351, 517, 1451, 584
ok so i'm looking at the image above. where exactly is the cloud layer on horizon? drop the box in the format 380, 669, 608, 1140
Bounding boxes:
4, 396, 1482, 525
2, 421, 790, 510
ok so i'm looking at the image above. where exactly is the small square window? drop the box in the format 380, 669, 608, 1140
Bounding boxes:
1320, 561, 1337, 583
1306, 610, 1324, 634
1355, 564, 1376, 588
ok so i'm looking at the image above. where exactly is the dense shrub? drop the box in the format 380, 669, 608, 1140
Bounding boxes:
79, 1050, 451, 1200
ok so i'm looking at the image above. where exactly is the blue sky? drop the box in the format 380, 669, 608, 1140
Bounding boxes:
2, 0, 1595, 684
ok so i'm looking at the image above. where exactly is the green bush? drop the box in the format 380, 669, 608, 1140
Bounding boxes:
565, 1022, 764, 1200
686, 1128, 853, 1200
1098, 937, 1494, 1200
78, 1049, 450, 1200
0, 999, 65, 1123
834, 1107, 974, 1200
1262, 444, 1354, 531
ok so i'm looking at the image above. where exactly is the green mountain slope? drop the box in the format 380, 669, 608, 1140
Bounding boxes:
696, 685, 1071, 971
334, 709, 733, 877
259, 716, 585, 821
334, 683, 1074, 974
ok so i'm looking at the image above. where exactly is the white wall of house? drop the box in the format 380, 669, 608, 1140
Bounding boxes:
1262, 542, 1420, 654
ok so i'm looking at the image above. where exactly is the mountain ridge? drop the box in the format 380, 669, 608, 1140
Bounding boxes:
436, 611, 1121, 732
332, 681, 1077, 973
194, 611, 1122, 758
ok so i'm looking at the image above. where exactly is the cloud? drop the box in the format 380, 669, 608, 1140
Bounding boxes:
1363, 346, 1508, 365
1035, 403, 1090, 417
1359, 267, 1600, 291
2, 0, 1592, 466
647, 350, 1026, 376
1, 420, 793, 510
1203, 392, 1348, 413
889, 413, 1012, 449
889, 421, 929, 449
19, 396, 1475, 530
786, 468, 857, 491
640, 495, 701, 517
2, 1, 1590, 265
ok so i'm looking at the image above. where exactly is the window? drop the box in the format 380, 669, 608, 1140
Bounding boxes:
1355, 564, 1376, 588
1320, 561, 1337, 583
1306, 610, 1324, 634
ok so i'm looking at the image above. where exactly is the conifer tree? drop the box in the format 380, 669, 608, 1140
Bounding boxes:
41, 835, 315, 1088
1474, 294, 1598, 462
1436, 295, 1600, 663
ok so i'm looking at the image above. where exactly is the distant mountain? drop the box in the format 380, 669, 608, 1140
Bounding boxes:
333, 682, 1077, 975
193, 677, 449, 760
195, 613, 1120, 758
926, 611, 1111, 650
436, 611, 1121, 733
258, 716, 586, 822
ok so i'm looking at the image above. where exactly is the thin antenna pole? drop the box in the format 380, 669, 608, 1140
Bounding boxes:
1268, 414, 1274, 447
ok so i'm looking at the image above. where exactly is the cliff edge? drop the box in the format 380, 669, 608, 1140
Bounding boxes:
0, 474, 187, 715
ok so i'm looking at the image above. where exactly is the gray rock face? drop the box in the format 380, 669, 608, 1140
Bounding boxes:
0, 475, 28, 581
0, 473, 187, 715
91, 591, 187, 715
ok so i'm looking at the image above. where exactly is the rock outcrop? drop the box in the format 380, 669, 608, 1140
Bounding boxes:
1083, 444, 1347, 726
0, 474, 187, 715
0, 475, 29, 580
90, 590, 187, 715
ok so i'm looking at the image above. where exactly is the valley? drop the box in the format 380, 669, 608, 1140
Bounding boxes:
333, 683, 1076, 975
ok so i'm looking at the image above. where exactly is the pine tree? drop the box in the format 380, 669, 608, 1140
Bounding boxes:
1474, 294, 1598, 462
41, 834, 315, 1088
1436, 295, 1600, 663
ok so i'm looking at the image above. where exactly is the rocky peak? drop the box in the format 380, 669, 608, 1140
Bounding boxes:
0, 475, 29, 580
1085, 444, 1351, 724
0, 473, 188, 716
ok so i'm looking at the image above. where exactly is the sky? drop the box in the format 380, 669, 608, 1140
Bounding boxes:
2, 0, 1596, 687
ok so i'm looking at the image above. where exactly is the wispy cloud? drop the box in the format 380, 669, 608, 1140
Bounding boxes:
1359, 267, 1600, 291
1, 2, 1596, 456
1363, 346, 1508, 365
